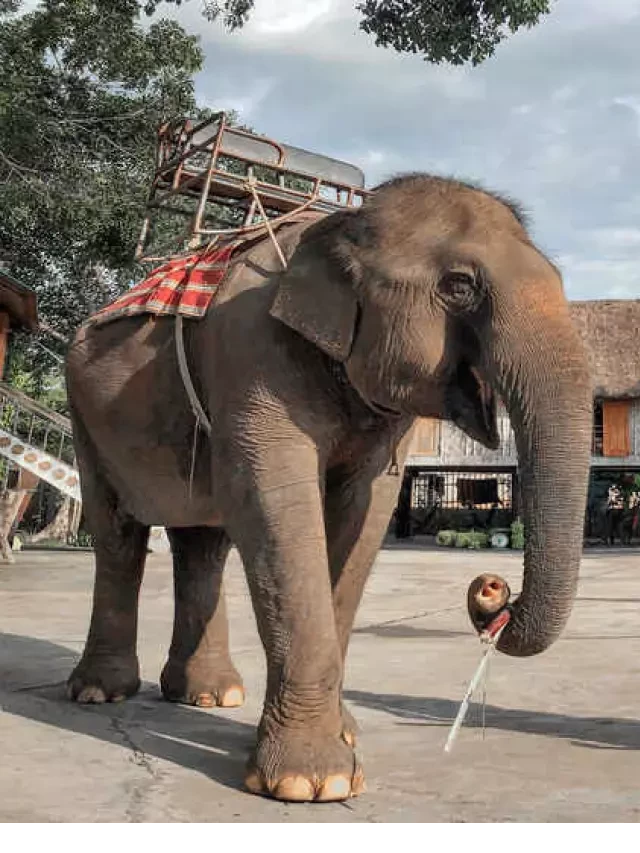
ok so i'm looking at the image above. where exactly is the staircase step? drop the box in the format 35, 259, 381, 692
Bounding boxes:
0, 428, 81, 501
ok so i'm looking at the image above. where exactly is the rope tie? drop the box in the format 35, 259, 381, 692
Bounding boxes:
175, 314, 212, 436
242, 176, 289, 271
188, 418, 200, 500
444, 608, 511, 753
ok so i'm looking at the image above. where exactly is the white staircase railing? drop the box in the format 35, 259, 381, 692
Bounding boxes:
0, 382, 80, 501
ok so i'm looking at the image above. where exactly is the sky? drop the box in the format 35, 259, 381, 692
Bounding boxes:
165, 0, 640, 302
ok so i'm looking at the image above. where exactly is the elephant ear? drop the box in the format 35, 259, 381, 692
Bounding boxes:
269, 219, 360, 362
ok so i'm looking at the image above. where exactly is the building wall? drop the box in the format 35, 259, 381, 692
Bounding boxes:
406, 400, 640, 469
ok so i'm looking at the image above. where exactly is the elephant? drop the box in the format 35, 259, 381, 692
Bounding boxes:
64, 173, 593, 803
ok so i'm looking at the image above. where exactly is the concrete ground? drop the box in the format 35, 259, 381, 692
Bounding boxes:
1, 545, 639, 823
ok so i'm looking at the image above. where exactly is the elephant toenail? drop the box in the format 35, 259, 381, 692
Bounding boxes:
77, 686, 107, 704
316, 775, 352, 802
273, 776, 315, 802
219, 686, 245, 708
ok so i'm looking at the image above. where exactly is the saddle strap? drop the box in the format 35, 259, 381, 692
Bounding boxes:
175, 314, 212, 436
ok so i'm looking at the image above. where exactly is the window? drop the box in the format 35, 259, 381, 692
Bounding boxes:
593, 400, 632, 458
410, 470, 514, 510
602, 400, 631, 458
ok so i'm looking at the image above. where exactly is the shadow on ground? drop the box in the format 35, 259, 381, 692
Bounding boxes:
344, 689, 640, 751
352, 623, 468, 639
3, 628, 640, 806
0, 632, 255, 793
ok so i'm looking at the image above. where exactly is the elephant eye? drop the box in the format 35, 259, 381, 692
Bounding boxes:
437, 270, 482, 313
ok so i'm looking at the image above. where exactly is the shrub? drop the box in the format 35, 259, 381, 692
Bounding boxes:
436, 530, 456, 547
510, 519, 525, 550
468, 530, 489, 550
454, 532, 472, 548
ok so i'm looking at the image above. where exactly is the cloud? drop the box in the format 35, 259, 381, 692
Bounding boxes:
247, 0, 336, 36
166, 0, 640, 300
199, 76, 275, 119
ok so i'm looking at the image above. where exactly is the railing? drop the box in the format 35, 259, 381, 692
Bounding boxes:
0, 381, 80, 500
136, 112, 369, 261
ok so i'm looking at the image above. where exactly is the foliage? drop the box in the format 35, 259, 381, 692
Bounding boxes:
468, 530, 489, 550
67, 530, 95, 548
4, 340, 68, 412
454, 531, 472, 548
152, 0, 553, 66
436, 528, 490, 548
436, 529, 455, 547
0, 0, 204, 347
510, 518, 525, 549
356, 1, 552, 65
146, 0, 252, 29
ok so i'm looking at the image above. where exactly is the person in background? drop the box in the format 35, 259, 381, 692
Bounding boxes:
605, 483, 625, 546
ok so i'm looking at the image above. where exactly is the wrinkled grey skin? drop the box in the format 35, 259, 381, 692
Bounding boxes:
65, 175, 593, 803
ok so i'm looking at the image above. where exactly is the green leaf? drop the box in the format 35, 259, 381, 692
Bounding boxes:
356, 1, 552, 65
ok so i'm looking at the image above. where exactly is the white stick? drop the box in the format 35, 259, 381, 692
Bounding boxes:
444, 643, 496, 753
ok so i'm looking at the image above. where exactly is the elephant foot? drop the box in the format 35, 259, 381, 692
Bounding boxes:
160, 658, 245, 709
341, 700, 359, 747
67, 653, 140, 704
244, 730, 365, 802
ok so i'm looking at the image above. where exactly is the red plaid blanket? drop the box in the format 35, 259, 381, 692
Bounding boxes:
92, 240, 242, 325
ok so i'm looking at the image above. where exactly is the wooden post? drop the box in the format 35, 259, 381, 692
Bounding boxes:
0, 310, 39, 536
0, 311, 10, 380
0, 488, 26, 563
14, 470, 39, 527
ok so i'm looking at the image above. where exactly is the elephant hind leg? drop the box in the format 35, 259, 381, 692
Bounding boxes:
67, 410, 149, 703
160, 526, 244, 709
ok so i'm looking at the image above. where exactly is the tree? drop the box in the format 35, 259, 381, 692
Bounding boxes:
356, 1, 552, 65
0, 0, 204, 348
151, 0, 552, 66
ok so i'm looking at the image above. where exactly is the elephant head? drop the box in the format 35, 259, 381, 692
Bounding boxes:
270, 173, 593, 657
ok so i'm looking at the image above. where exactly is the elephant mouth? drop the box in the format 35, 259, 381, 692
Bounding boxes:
445, 361, 500, 450
368, 399, 403, 418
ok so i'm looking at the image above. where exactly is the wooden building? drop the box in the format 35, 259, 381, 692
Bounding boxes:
399, 299, 640, 542
0, 268, 38, 378
0, 269, 39, 557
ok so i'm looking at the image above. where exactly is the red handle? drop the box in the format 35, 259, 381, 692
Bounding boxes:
482, 607, 511, 640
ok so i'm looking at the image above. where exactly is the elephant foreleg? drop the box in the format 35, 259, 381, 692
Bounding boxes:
224, 443, 361, 803
160, 526, 244, 708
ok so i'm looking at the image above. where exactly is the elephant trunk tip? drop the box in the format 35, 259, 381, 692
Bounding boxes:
467, 573, 512, 635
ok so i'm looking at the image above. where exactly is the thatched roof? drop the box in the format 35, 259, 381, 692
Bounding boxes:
569, 300, 640, 399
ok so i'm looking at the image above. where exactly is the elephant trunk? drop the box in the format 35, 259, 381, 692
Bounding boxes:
485, 301, 593, 656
